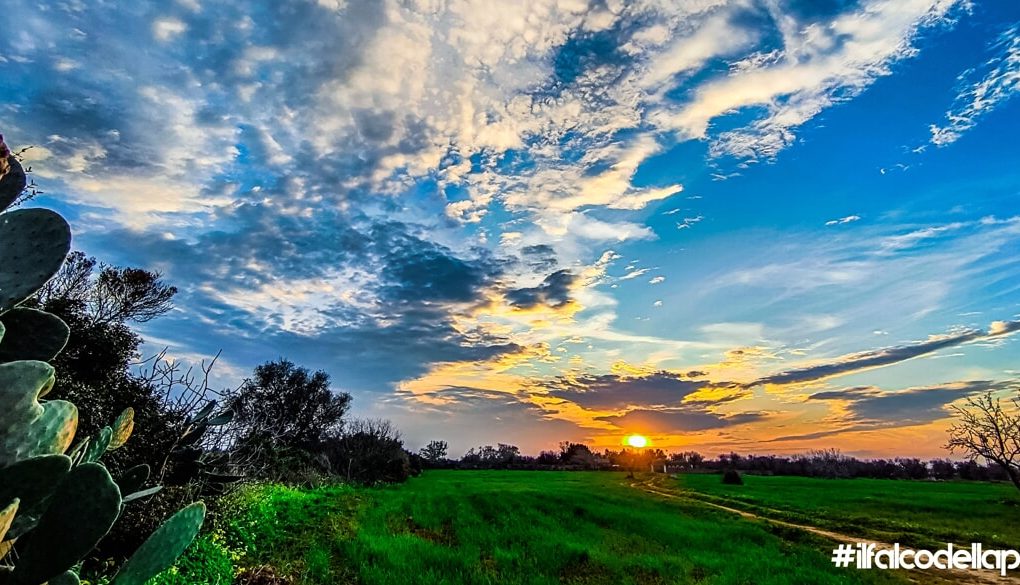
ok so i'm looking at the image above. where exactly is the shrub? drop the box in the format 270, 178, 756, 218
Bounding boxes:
318, 419, 411, 484
722, 469, 744, 485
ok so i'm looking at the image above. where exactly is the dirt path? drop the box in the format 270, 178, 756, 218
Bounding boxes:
630, 478, 1020, 585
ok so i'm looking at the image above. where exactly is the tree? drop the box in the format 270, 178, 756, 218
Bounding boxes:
947, 392, 1020, 490
559, 442, 596, 469
28, 251, 182, 475
930, 459, 956, 480
419, 440, 448, 465
37, 251, 177, 326
227, 359, 352, 460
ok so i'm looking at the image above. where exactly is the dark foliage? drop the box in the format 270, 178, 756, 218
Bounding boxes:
29, 252, 182, 476
419, 440, 448, 466
227, 359, 352, 463
722, 469, 743, 485
318, 420, 411, 484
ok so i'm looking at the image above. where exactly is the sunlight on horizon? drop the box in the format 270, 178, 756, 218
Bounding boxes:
626, 435, 648, 449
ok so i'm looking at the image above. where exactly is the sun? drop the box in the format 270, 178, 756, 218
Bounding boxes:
626, 434, 648, 448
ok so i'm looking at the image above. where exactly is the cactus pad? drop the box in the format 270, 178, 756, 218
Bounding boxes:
0, 499, 17, 543
108, 407, 134, 450
82, 426, 112, 463
0, 156, 27, 213
0, 361, 78, 467
0, 308, 70, 363
0, 208, 71, 312
111, 502, 205, 585
11, 463, 121, 585
116, 464, 150, 496
0, 454, 71, 539
121, 485, 162, 503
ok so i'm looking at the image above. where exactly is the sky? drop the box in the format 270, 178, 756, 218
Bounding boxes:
2, 0, 1019, 458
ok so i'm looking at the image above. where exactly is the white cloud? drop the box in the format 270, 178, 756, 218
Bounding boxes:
619, 268, 650, 281
930, 23, 1020, 146
152, 17, 187, 42
655, 0, 965, 159
826, 215, 861, 226
677, 215, 703, 229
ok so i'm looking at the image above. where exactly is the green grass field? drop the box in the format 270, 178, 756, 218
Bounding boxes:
675, 473, 1020, 550
198, 471, 907, 585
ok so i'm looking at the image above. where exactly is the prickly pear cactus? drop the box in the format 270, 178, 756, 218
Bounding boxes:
0, 136, 204, 584
0, 134, 27, 211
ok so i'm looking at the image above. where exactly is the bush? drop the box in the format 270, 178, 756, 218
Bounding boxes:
722, 469, 744, 485
318, 420, 411, 484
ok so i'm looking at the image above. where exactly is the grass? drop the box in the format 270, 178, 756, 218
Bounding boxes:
676, 473, 1020, 549
184, 471, 907, 585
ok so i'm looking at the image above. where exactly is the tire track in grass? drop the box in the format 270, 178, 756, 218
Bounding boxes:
630, 478, 1020, 585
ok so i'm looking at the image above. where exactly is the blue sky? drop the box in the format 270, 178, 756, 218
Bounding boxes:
3, 0, 1019, 456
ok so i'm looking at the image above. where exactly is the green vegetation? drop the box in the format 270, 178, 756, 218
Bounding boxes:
171, 471, 906, 585
677, 473, 1020, 549
0, 144, 203, 584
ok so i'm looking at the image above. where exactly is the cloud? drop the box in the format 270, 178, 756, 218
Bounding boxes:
542, 371, 734, 410
676, 215, 703, 229
796, 379, 1020, 431
826, 215, 861, 226
762, 381, 1007, 444
752, 320, 1020, 387
0, 0, 1004, 454
93, 210, 520, 391
533, 369, 756, 435
658, 0, 967, 159
520, 244, 558, 271
930, 22, 1020, 145
382, 386, 584, 454
152, 17, 187, 41
989, 320, 1020, 337
878, 223, 966, 253
596, 408, 767, 434
619, 268, 650, 281
649, 276, 665, 284
505, 270, 576, 310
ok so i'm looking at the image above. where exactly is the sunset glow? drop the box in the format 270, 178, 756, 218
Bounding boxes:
626, 435, 648, 449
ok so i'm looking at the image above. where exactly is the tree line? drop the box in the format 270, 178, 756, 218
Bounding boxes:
417, 441, 1014, 483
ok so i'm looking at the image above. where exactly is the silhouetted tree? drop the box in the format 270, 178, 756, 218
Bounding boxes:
947, 391, 1020, 490
930, 459, 956, 480
227, 359, 352, 473
37, 251, 177, 326
559, 442, 597, 468
419, 440, 448, 465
